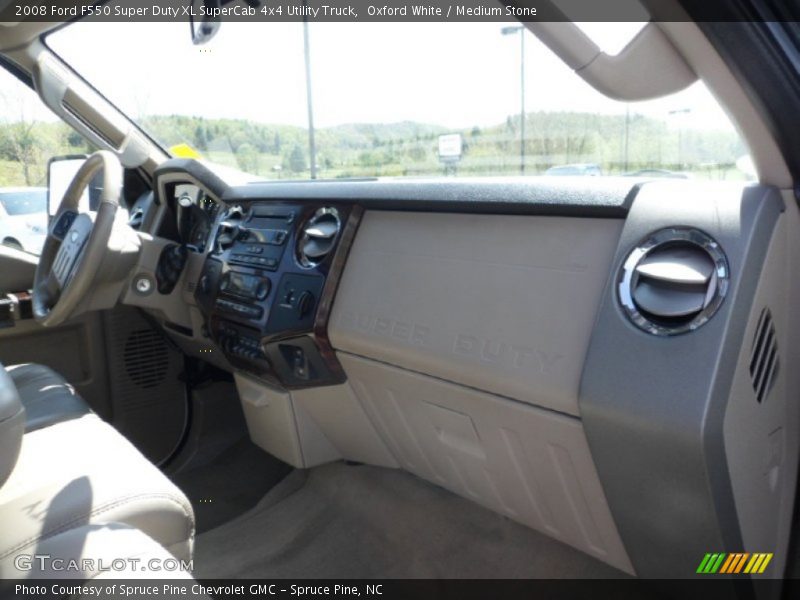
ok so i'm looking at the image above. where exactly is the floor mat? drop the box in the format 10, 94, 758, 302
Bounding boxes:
194, 462, 628, 579
172, 438, 292, 533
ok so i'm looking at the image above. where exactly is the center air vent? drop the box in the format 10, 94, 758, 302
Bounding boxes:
297, 207, 341, 268
618, 228, 729, 336
214, 205, 246, 252
128, 207, 144, 230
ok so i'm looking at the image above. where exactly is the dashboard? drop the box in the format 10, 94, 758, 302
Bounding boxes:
127, 158, 796, 580
140, 159, 638, 391
120, 153, 800, 583
148, 166, 361, 390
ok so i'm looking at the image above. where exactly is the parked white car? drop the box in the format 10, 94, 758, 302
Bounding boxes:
0, 187, 48, 255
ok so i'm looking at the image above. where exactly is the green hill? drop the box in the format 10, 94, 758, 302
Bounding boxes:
0, 111, 747, 187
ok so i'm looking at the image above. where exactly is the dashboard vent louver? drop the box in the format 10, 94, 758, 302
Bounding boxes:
297, 207, 341, 268
214, 205, 245, 252
618, 228, 729, 336
750, 308, 779, 403
128, 208, 144, 230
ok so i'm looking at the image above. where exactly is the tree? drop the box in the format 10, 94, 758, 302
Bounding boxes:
194, 125, 208, 151
0, 114, 44, 186
0, 93, 45, 186
235, 143, 260, 175
288, 145, 307, 173
66, 129, 86, 149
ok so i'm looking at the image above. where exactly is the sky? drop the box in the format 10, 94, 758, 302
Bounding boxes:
8, 20, 739, 139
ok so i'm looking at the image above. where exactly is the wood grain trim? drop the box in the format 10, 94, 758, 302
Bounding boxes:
312, 204, 364, 384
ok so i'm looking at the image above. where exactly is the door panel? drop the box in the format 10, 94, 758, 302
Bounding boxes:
0, 245, 37, 294
0, 312, 112, 420
0, 244, 113, 419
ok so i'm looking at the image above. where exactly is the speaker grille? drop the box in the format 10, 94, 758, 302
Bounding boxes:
123, 329, 169, 389
103, 308, 187, 464
750, 308, 779, 403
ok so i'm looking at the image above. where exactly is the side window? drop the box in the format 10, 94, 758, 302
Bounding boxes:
0, 66, 92, 255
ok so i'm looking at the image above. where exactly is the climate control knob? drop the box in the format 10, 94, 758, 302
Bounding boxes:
296, 291, 315, 318
256, 279, 271, 301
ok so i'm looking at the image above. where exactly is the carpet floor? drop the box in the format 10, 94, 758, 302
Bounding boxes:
172, 438, 292, 534
193, 461, 628, 579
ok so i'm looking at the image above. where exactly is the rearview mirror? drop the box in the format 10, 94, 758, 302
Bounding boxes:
190, 0, 222, 46
47, 155, 103, 216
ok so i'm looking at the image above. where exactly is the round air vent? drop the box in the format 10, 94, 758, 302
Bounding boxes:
214, 205, 246, 252
618, 228, 729, 336
297, 207, 341, 268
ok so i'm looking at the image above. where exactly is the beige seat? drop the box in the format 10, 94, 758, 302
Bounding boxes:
0, 523, 210, 600
0, 364, 24, 490
0, 359, 197, 592
0, 522, 195, 580
5, 363, 90, 432
0, 412, 195, 565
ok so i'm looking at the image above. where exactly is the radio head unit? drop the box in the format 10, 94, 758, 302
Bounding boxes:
193, 201, 359, 389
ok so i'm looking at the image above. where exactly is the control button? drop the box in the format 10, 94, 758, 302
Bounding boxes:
215, 299, 262, 320
262, 230, 289, 246
297, 291, 315, 318
292, 347, 310, 380
256, 279, 271, 301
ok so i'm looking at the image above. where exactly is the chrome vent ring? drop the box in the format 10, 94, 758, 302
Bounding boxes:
297, 207, 341, 268
618, 227, 729, 336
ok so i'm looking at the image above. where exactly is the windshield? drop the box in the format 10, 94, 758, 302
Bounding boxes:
48, 21, 750, 181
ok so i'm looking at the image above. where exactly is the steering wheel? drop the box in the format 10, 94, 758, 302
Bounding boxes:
33, 151, 123, 327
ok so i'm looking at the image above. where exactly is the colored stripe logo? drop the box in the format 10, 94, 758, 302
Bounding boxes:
697, 553, 773, 574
